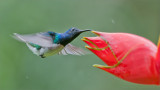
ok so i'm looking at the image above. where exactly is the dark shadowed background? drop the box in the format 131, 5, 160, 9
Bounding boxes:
0, 0, 160, 90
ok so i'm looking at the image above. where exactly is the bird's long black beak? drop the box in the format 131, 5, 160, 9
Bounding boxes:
79, 29, 92, 32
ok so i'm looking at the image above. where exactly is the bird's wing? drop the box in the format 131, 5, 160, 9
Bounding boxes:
58, 43, 89, 55
13, 32, 54, 47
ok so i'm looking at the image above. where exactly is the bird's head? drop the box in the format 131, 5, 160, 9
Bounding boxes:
65, 27, 91, 37
60, 27, 91, 46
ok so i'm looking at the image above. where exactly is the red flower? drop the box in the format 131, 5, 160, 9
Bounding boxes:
82, 31, 160, 85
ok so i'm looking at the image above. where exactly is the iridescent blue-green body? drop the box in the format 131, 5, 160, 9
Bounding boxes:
14, 27, 91, 58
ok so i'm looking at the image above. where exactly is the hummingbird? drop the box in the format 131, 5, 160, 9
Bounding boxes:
13, 27, 91, 58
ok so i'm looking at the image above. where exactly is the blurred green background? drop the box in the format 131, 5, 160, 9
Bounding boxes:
0, 0, 160, 90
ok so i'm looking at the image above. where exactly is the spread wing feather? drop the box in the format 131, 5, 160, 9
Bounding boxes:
13, 33, 54, 47
59, 44, 89, 55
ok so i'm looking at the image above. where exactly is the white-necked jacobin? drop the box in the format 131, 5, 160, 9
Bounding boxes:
13, 27, 91, 58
